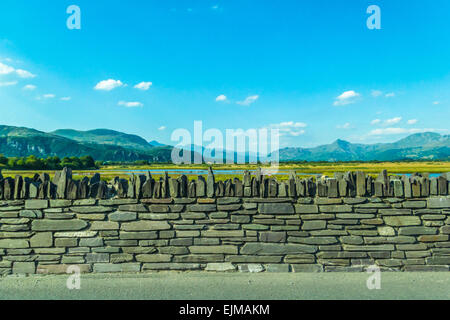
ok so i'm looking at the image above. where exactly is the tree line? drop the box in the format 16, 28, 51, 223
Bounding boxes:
0, 155, 99, 170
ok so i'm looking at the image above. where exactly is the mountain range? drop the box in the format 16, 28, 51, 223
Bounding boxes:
0, 125, 172, 162
0, 124, 449, 162
278, 132, 450, 161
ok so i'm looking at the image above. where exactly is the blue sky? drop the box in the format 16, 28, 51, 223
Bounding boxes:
0, 0, 449, 148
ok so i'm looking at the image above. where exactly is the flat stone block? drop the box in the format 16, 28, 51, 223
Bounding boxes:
237, 264, 264, 273
25, 200, 48, 210
13, 262, 36, 274
37, 264, 91, 274
136, 254, 172, 263
93, 263, 141, 273
121, 221, 171, 231
0, 239, 29, 249
264, 264, 290, 272
32, 219, 88, 231
205, 262, 236, 272
30, 232, 53, 248
189, 245, 238, 254
383, 216, 421, 227
291, 264, 323, 272
258, 203, 294, 215
240, 243, 317, 255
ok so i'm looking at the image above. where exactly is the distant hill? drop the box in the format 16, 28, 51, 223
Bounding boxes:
51, 128, 155, 151
148, 140, 167, 147
278, 132, 450, 161
0, 125, 172, 162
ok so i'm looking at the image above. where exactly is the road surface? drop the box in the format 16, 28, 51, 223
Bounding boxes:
0, 272, 448, 300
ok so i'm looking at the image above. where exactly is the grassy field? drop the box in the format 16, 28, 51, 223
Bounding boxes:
1, 161, 449, 182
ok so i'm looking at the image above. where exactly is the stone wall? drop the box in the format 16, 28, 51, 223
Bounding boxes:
0, 168, 449, 274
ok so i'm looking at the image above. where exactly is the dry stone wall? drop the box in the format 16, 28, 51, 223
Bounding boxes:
0, 168, 449, 275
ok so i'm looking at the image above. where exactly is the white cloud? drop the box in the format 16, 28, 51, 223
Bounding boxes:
407, 119, 418, 125
337, 122, 351, 129
369, 128, 410, 135
60, 97, 71, 101
43, 94, 55, 99
433, 101, 440, 105
0, 62, 35, 78
94, 79, 124, 91
385, 92, 395, 98
215, 94, 227, 102
118, 101, 143, 108
158, 126, 166, 131
23, 84, 36, 91
16, 69, 36, 78
134, 82, 152, 90
268, 121, 307, 137
371, 119, 381, 125
368, 127, 446, 136
0, 62, 15, 75
333, 90, 360, 106
384, 117, 402, 125
237, 95, 259, 106
277, 121, 307, 128
0, 81, 18, 87
371, 90, 383, 97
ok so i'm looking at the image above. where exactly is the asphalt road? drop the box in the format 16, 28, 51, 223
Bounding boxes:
0, 272, 448, 300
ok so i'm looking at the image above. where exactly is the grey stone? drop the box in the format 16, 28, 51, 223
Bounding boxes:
259, 232, 286, 243
109, 211, 137, 221
136, 254, 172, 262
30, 232, 53, 248
258, 203, 294, 215
425, 256, 450, 265
19, 210, 43, 219
32, 219, 88, 231
121, 221, 171, 231
189, 246, 238, 254
90, 221, 119, 230
79, 238, 104, 247
186, 204, 216, 212
93, 263, 141, 273
205, 262, 236, 272
343, 244, 395, 251
13, 262, 36, 274
142, 263, 200, 271
398, 227, 437, 236
70, 206, 112, 213
291, 264, 323, 272
0, 239, 29, 248
383, 216, 421, 226
120, 231, 158, 240
302, 220, 326, 230
427, 197, 450, 209
240, 243, 317, 255
264, 264, 290, 272
25, 200, 48, 210
393, 179, 404, 197
238, 264, 264, 273
86, 253, 109, 263
206, 167, 215, 198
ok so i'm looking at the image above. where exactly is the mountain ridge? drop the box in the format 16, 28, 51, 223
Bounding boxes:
1, 124, 449, 162
51, 128, 155, 151
278, 132, 450, 161
0, 125, 172, 162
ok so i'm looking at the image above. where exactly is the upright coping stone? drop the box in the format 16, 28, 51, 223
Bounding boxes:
207, 167, 215, 198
